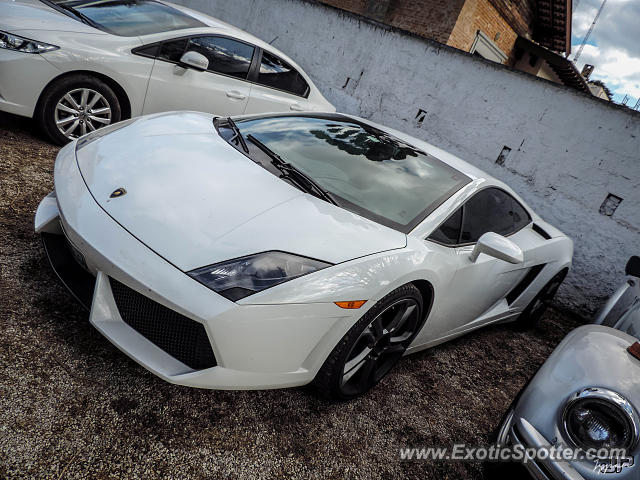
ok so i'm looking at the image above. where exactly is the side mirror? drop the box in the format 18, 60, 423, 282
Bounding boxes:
469, 232, 524, 264
626, 256, 640, 278
178, 51, 209, 71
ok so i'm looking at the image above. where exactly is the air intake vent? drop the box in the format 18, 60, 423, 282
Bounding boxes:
506, 264, 546, 305
532, 223, 552, 240
109, 278, 217, 370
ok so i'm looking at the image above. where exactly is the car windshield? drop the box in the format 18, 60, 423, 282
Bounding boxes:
233, 115, 471, 233
47, 0, 205, 36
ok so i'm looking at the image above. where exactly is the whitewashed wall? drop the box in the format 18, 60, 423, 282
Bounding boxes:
176, 0, 640, 314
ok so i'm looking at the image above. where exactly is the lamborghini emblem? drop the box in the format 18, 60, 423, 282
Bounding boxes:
110, 188, 127, 198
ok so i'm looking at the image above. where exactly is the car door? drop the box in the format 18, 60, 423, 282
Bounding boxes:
244, 49, 311, 113
419, 188, 534, 341
142, 35, 254, 116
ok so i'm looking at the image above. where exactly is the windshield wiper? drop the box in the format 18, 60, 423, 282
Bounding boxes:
42, 0, 100, 29
246, 134, 337, 205
226, 117, 249, 154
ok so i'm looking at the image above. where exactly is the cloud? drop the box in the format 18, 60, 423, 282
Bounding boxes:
572, 0, 640, 105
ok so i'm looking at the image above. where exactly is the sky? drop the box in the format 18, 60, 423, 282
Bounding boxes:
570, 0, 640, 107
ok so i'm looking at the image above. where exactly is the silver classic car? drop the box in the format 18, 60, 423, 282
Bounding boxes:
496, 256, 640, 479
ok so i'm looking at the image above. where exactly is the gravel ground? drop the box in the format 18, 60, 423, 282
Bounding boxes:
0, 112, 585, 479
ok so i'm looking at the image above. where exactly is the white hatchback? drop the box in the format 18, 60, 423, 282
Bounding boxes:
0, 0, 335, 144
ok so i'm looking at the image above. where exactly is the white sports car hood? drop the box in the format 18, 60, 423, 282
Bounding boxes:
75, 113, 406, 271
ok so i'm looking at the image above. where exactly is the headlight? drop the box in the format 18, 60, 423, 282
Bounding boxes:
188, 251, 331, 301
0, 31, 59, 54
562, 387, 639, 451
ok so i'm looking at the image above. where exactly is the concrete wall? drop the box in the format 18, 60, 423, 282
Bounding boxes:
177, 0, 640, 314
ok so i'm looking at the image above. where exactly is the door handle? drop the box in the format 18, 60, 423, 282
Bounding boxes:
226, 90, 247, 100
289, 104, 304, 111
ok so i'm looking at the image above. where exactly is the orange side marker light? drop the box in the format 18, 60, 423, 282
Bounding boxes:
334, 300, 367, 309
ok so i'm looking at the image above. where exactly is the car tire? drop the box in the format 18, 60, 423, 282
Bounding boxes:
36, 74, 122, 145
514, 269, 567, 329
314, 283, 423, 401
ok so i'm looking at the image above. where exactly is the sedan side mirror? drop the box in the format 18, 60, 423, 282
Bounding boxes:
178, 51, 209, 71
626, 256, 640, 278
469, 232, 523, 264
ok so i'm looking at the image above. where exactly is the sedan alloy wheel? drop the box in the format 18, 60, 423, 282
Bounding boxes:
55, 88, 112, 139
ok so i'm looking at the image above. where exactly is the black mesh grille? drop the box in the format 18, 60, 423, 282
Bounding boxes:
109, 277, 216, 370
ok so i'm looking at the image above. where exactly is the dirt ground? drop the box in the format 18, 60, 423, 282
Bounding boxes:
0, 112, 585, 479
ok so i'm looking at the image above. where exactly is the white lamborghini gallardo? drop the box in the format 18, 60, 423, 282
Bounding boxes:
35, 112, 573, 399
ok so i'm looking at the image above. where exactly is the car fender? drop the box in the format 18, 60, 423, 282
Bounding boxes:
33, 32, 150, 116
239, 235, 449, 309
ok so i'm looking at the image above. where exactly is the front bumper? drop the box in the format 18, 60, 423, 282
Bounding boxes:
498, 408, 585, 480
0, 49, 60, 117
495, 326, 640, 480
35, 142, 358, 389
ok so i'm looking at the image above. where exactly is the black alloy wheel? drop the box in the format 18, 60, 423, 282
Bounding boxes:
315, 284, 424, 400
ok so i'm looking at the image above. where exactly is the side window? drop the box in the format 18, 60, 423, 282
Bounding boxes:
257, 51, 309, 97
158, 38, 188, 62
187, 36, 254, 79
511, 196, 532, 232
133, 43, 160, 58
460, 188, 527, 243
429, 208, 462, 245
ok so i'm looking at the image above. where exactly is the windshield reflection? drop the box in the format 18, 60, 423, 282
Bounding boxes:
51, 0, 206, 36
235, 115, 470, 233
310, 124, 420, 162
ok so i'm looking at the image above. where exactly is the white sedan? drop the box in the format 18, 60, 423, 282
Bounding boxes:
35, 112, 573, 399
0, 0, 334, 144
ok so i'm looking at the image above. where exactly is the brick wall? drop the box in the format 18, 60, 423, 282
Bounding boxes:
386, 0, 466, 44
488, 0, 536, 38
319, 0, 536, 61
319, 0, 466, 44
448, 0, 519, 61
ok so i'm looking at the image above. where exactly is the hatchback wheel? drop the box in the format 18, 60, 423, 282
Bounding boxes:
37, 74, 122, 145
314, 284, 423, 400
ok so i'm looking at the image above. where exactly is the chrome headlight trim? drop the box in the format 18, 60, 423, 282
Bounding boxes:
561, 387, 639, 451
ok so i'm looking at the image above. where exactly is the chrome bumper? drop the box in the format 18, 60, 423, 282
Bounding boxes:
498, 408, 585, 480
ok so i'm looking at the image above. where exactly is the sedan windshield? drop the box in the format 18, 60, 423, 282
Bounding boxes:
232, 115, 471, 233
45, 0, 205, 36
